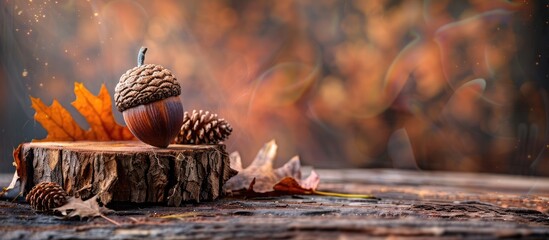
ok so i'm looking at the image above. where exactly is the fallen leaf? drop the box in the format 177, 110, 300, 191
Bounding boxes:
31, 82, 134, 141
13, 144, 24, 182
299, 169, 320, 190
0, 171, 21, 200
224, 140, 377, 199
224, 140, 310, 193
229, 152, 243, 172
272, 177, 314, 195
54, 195, 111, 218
273, 173, 376, 199
54, 195, 119, 225
1, 145, 24, 200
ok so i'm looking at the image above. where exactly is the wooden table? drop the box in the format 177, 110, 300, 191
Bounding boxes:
1, 169, 548, 239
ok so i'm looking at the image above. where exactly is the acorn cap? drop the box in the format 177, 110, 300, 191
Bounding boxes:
114, 63, 181, 112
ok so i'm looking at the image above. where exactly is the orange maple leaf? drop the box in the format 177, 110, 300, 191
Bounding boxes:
31, 97, 87, 141
72, 82, 134, 141
31, 82, 134, 141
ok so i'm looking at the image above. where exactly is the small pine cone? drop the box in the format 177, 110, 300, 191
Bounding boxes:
26, 182, 68, 212
174, 110, 232, 144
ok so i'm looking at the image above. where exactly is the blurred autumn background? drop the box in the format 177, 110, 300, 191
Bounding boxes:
0, 0, 548, 175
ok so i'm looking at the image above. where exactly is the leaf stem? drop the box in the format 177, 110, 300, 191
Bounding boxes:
313, 190, 378, 199
137, 47, 147, 67
11, 191, 22, 202
100, 213, 121, 226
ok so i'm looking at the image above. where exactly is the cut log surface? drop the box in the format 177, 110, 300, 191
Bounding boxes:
1, 169, 549, 239
19, 141, 236, 206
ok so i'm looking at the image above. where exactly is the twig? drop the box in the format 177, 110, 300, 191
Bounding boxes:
100, 213, 121, 226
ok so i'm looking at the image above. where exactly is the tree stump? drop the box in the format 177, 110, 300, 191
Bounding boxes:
18, 141, 237, 206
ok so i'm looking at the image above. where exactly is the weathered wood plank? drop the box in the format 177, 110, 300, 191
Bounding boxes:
316, 169, 549, 193
1, 169, 548, 239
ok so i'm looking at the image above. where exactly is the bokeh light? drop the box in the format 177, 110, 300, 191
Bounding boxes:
0, 0, 547, 175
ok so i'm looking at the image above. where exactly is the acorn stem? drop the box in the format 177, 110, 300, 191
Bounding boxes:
137, 47, 148, 67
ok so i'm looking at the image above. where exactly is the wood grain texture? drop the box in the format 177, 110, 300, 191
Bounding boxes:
19, 141, 236, 205
1, 169, 548, 239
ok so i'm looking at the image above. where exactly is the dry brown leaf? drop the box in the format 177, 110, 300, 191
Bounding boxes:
272, 177, 314, 195
224, 140, 319, 193
224, 140, 376, 199
0, 145, 24, 199
54, 195, 118, 224
0, 172, 21, 200
252, 170, 320, 195
54, 195, 110, 218
12, 144, 24, 184
31, 82, 134, 142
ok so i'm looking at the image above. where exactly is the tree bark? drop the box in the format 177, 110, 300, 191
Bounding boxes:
19, 141, 237, 206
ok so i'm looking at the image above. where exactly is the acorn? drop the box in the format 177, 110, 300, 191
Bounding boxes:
114, 47, 184, 148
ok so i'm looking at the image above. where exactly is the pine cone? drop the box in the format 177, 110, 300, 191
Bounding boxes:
26, 182, 68, 212
174, 110, 232, 144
